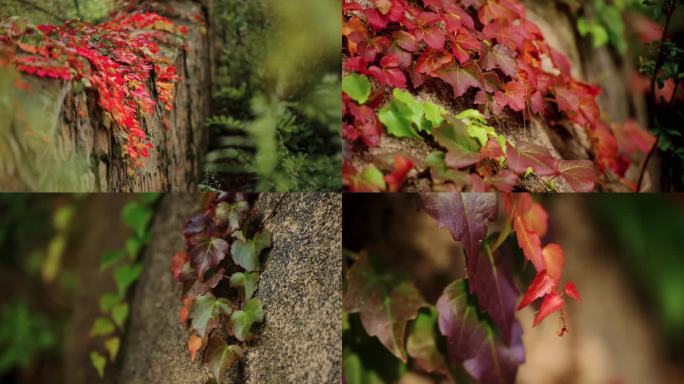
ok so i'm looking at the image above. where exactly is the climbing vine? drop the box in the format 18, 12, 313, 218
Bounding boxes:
0, 5, 188, 168
89, 193, 160, 377
172, 193, 272, 382
341, 0, 655, 192
343, 192, 582, 383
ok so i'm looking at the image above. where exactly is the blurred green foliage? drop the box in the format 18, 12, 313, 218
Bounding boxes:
204, 0, 341, 191
0, 300, 57, 374
590, 195, 684, 349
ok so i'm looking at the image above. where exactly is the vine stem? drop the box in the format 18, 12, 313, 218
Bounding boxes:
637, 0, 678, 191
259, 192, 290, 230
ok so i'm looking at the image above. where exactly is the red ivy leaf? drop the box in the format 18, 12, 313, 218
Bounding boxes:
541, 243, 564, 283
385, 154, 414, 192
480, 44, 517, 77
436, 61, 483, 98
564, 281, 582, 303
507, 142, 559, 176
516, 270, 554, 310
493, 79, 527, 112
451, 28, 481, 64
558, 159, 596, 192
415, 48, 454, 75
368, 54, 407, 88
484, 170, 518, 193
513, 216, 544, 271
533, 291, 564, 326
414, 12, 446, 49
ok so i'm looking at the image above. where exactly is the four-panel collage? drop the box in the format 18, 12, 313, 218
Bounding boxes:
0, 0, 682, 383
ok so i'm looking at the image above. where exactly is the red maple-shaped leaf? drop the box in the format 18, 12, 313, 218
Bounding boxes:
522, 202, 548, 237
443, 4, 475, 33
541, 243, 564, 283
436, 61, 483, 98
415, 48, 454, 75
558, 159, 596, 192
493, 79, 527, 112
513, 216, 544, 271
614, 119, 656, 155
507, 142, 559, 176
368, 54, 407, 88
385, 154, 414, 192
533, 291, 564, 326
517, 270, 554, 310
413, 12, 446, 49
344, 100, 383, 147
564, 281, 582, 303
451, 27, 481, 64
393, 30, 419, 52
480, 44, 517, 77
484, 170, 518, 193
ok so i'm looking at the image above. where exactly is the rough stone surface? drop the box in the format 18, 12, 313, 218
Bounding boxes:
118, 193, 342, 384
247, 193, 342, 384
0, 1, 210, 192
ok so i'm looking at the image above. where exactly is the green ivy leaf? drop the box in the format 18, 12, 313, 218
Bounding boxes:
125, 237, 143, 259
99, 293, 122, 313
406, 308, 451, 379
204, 336, 244, 382
190, 292, 233, 339
378, 89, 426, 138
112, 302, 129, 329
113, 263, 142, 296
229, 272, 259, 300
121, 202, 152, 238
90, 317, 115, 337
53, 205, 76, 231
104, 336, 120, 361
342, 74, 372, 104
215, 200, 250, 231
90, 351, 106, 378
230, 231, 272, 272
230, 298, 264, 341
100, 250, 125, 272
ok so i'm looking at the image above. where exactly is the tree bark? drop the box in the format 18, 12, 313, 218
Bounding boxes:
0, 0, 210, 192
118, 193, 342, 383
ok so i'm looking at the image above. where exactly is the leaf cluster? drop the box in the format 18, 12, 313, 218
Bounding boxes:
173, 192, 270, 382
89, 193, 160, 377
341, 0, 653, 192
343, 193, 582, 383
0, 9, 189, 169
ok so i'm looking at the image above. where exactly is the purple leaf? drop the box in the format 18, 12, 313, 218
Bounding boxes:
187, 233, 230, 280
420, 192, 497, 260
436, 280, 524, 384
344, 252, 427, 362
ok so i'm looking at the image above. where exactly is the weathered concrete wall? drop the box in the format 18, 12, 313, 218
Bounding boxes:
118, 193, 341, 383
0, 1, 210, 192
